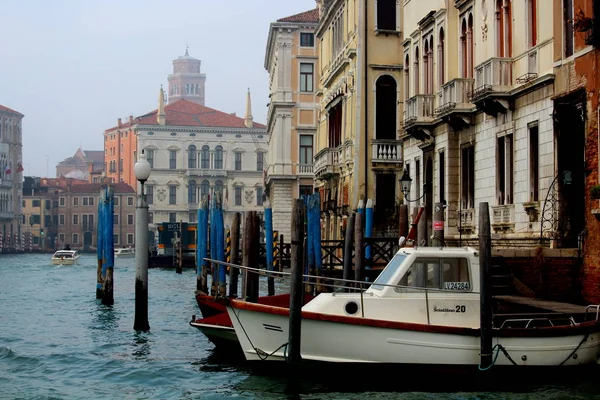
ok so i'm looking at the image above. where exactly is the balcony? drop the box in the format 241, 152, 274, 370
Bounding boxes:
458, 208, 475, 233
186, 168, 227, 178
434, 78, 475, 130
403, 94, 436, 140
0, 211, 14, 220
297, 163, 314, 176
371, 140, 403, 165
339, 140, 354, 170
492, 204, 515, 233
314, 147, 341, 180
469, 57, 513, 116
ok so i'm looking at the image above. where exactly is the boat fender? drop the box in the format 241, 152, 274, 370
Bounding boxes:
344, 301, 359, 316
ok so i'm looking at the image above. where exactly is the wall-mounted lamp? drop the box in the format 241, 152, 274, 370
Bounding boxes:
399, 168, 426, 203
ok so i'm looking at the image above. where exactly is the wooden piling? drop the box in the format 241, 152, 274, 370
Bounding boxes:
278, 234, 284, 272
96, 196, 104, 299
343, 213, 355, 287
417, 206, 427, 246
354, 210, 364, 284
288, 198, 305, 365
101, 185, 115, 306
242, 211, 259, 302
479, 202, 493, 370
229, 212, 240, 298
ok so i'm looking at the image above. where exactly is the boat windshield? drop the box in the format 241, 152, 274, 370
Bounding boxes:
370, 253, 407, 290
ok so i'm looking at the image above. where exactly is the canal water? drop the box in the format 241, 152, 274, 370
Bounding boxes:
1, 253, 600, 399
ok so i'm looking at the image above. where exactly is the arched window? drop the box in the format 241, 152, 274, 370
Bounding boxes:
375, 75, 397, 140
461, 18, 468, 78
188, 145, 197, 168
424, 39, 430, 94
214, 180, 223, 195
188, 180, 197, 204
496, 0, 512, 57
438, 28, 445, 87
201, 180, 210, 199
201, 145, 210, 169
414, 47, 420, 95
467, 14, 474, 75
214, 146, 223, 169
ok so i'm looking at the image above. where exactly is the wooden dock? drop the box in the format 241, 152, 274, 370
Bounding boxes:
494, 295, 592, 315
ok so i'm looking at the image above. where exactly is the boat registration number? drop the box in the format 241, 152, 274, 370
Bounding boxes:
444, 282, 470, 291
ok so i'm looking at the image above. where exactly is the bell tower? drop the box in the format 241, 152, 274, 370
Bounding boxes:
167, 46, 206, 105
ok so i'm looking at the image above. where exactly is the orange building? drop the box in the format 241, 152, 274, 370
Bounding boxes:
104, 116, 137, 186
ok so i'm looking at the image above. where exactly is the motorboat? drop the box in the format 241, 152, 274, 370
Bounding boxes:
51, 250, 81, 265
225, 246, 600, 367
114, 247, 135, 258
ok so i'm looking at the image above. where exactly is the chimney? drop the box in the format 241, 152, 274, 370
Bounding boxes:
129, 115, 133, 125
118, 118, 122, 128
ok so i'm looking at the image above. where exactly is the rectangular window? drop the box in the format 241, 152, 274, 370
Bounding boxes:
299, 185, 313, 197
300, 63, 314, 92
377, 0, 396, 30
45, 200, 51, 209
114, 197, 119, 206
32, 199, 41, 207
127, 234, 134, 245
257, 187, 263, 206
169, 150, 177, 169
257, 153, 263, 172
496, 134, 514, 205
72, 214, 79, 225
527, 0, 537, 47
44, 215, 51, 227
148, 212, 154, 224
113, 234, 118, 245
83, 197, 88, 206
529, 124, 539, 201
189, 211, 197, 223
415, 159, 421, 202
59, 233, 65, 243
88, 197, 94, 206
235, 187, 242, 206
235, 152, 242, 171
169, 186, 177, 205
127, 196, 134, 206
461, 146, 475, 209
147, 186, 154, 204
169, 212, 177, 223
439, 151, 445, 203
59, 214, 65, 225
146, 149, 154, 168
300, 32, 314, 47
73, 197, 79, 206
113, 214, 119, 225
72, 233, 79, 244
127, 214, 134, 225
564, 0, 574, 57
299, 135, 314, 165
398, 257, 470, 290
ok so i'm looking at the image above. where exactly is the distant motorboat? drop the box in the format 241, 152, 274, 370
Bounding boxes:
114, 247, 135, 258
51, 250, 81, 265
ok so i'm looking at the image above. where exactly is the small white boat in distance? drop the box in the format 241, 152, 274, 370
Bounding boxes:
114, 247, 135, 258
51, 250, 81, 265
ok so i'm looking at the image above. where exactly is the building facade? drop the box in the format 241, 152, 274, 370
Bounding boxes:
56, 147, 105, 182
551, 0, 600, 301
264, 8, 320, 239
314, 0, 404, 240
0, 104, 24, 252
22, 177, 135, 252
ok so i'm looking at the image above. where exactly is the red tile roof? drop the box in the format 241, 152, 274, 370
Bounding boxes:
277, 8, 319, 23
107, 99, 266, 131
0, 104, 24, 117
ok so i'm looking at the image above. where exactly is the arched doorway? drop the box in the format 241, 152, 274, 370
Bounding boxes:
83, 232, 93, 252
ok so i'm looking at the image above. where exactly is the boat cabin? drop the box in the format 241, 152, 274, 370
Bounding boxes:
302, 247, 482, 328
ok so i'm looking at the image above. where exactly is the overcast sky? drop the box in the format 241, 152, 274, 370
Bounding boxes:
0, 0, 316, 177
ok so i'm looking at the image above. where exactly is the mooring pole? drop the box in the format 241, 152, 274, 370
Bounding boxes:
133, 151, 151, 331
264, 198, 275, 296
398, 204, 408, 241
102, 185, 115, 306
96, 193, 104, 299
343, 213, 355, 288
228, 212, 240, 298
479, 202, 493, 370
288, 198, 305, 365
354, 207, 364, 284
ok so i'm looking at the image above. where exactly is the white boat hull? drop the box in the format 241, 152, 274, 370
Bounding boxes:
51, 256, 80, 265
226, 304, 600, 366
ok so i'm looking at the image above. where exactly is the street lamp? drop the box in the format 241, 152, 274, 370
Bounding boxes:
134, 150, 151, 331
399, 168, 426, 203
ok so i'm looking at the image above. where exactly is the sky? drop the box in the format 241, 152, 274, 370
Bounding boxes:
0, 0, 317, 177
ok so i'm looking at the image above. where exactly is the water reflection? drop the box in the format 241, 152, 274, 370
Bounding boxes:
131, 332, 152, 359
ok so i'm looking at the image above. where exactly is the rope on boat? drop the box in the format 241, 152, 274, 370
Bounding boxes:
559, 331, 590, 366
478, 344, 518, 371
229, 305, 288, 361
